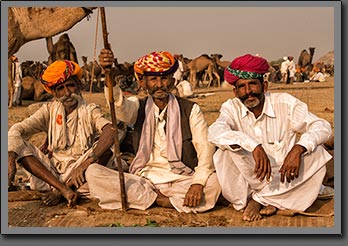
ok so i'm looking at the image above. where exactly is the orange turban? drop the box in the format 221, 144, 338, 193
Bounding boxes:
41, 60, 82, 93
133, 51, 178, 81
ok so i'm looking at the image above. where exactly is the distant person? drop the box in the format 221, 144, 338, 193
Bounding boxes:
173, 54, 184, 86
287, 56, 296, 83
310, 69, 327, 82
11, 56, 23, 106
280, 56, 290, 83
176, 79, 194, 98
208, 54, 333, 221
85, 48, 221, 213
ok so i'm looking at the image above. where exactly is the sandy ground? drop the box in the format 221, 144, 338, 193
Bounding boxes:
7, 77, 336, 228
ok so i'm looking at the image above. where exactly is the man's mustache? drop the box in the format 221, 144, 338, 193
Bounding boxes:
58, 93, 81, 103
240, 92, 262, 101
153, 86, 170, 92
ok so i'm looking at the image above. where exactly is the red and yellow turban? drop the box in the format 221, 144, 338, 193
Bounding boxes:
224, 54, 270, 86
41, 60, 82, 93
133, 51, 178, 81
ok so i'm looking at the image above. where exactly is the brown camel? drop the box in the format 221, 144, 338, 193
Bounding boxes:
297, 47, 315, 80
298, 47, 315, 69
210, 54, 230, 68
20, 76, 53, 102
8, 7, 95, 57
187, 55, 220, 89
46, 33, 79, 65
7, 7, 96, 108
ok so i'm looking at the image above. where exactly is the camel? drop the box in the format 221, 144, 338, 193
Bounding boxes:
210, 54, 230, 68
210, 54, 230, 86
297, 47, 315, 81
80, 56, 103, 92
7, 7, 96, 108
46, 33, 79, 65
298, 47, 315, 69
8, 7, 95, 58
187, 55, 220, 89
21, 76, 53, 102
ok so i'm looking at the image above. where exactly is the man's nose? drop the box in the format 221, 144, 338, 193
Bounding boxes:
155, 78, 164, 86
245, 84, 251, 94
63, 85, 70, 96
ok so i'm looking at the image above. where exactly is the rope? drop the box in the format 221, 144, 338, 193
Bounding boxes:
89, 8, 100, 94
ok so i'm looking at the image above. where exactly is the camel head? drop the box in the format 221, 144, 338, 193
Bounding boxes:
211, 54, 223, 59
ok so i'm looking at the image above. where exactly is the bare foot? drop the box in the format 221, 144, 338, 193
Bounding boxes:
242, 198, 263, 221
155, 190, 173, 208
260, 205, 277, 216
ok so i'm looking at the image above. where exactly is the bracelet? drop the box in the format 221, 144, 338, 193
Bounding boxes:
88, 151, 98, 162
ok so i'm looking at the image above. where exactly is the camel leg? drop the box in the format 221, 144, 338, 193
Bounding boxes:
214, 72, 220, 87
207, 72, 214, 88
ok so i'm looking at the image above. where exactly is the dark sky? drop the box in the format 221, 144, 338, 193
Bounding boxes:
15, 4, 335, 65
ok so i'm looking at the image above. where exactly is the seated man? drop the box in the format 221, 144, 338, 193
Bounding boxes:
310, 70, 327, 82
208, 54, 333, 221
8, 60, 116, 208
84, 49, 221, 213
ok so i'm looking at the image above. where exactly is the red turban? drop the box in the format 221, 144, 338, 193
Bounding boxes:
134, 51, 178, 81
224, 54, 269, 86
41, 60, 82, 93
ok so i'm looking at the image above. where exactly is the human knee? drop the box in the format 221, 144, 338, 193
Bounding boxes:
85, 163, 103, 179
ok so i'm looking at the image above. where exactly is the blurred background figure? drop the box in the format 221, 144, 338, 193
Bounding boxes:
11, 56, 23, 106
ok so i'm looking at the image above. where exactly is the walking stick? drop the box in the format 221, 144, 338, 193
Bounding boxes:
100, 7, 127, 210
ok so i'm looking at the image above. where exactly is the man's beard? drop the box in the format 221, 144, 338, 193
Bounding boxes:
240, 92, 263, 109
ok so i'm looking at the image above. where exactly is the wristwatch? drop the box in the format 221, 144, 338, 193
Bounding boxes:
88, 151, 98, 162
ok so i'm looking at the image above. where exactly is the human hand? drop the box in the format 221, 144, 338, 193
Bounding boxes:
252, 145, 272, 182
183, 184, 203, 207
8, 152, 18, 188
279, 144, 306, 183
98, 48, 114, 70
70, 159, 93, 189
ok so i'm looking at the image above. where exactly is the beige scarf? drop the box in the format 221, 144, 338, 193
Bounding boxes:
47, 97, 95, 153
129, 94, 194, 176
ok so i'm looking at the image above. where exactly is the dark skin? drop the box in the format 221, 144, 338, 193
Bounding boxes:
99, 48, 203, 208
8, 77, 115, 208
232, 78, 307, 221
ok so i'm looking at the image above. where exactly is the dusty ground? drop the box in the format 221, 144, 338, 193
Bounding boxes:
7, 77, 336, 228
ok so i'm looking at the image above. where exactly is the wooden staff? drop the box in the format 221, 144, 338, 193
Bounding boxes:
100, 7, 127, 210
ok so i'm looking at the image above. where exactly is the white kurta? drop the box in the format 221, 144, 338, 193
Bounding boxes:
208, 92, 332, 211
90, 86, 221, 213
8, 99, 111, 192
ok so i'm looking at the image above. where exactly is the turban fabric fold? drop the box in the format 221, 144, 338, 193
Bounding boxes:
224, 54, 269, 86
134, 51, 178, 81
41, 60, 82, 93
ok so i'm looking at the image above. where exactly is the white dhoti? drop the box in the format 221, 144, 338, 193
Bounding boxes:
85, 164, 221, 213
213, 145, 331, 211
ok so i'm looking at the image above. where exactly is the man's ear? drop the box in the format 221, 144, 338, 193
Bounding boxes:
263, 80, 268, 92
138, 77, 146, 89
233, 87, 237, 97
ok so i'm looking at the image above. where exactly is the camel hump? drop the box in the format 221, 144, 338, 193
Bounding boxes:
201, 54, 211, 59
